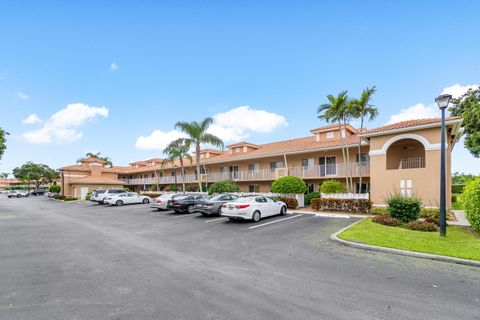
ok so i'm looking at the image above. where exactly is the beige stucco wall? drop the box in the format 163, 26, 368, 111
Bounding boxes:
369, 126, 452, 208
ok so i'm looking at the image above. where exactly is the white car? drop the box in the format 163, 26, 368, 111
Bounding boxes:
7, 190, 30, 198
104, 192, 151, 206
90, 189, 125, 204
150, 193, 184, 210
221, 196, 287, 222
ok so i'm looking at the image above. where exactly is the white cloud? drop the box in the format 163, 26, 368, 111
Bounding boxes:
441, 83, 479, 99
135, 129, 187, 150
22, 103, 109, 144
16, 91, 29, 100
110, 62, 119, 71
208, 106, 288, 142
387, 103, 438, 124
22, 114, 42, 124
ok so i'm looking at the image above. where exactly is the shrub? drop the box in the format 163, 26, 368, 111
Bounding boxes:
55, 194, 66, 200
49, 185, 61, 193
123, 187, 130, 192
142, 193, 161, 198
451, 184, 466, 194
372, 215, 402, 226
151, 184, 158, 191
64, 197, 78, 201
278, 197, 298, 209
271, 176, 307, 194
208, 180, 240, 195
387, 194, 421, 223
164, 185, 179, 192
86, 192, 91, 201
320, 180, 346, 194
311, 198, 371, 214
304, 192, 320, 206
451, 194, 458, 203
424, 216, 440, 226
405, 220, 438, 232
462, 178, 480, 233
371, 207, 388, 216
420, 208, 440, 219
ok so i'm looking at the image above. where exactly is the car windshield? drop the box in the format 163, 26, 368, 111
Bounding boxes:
96, 190, 106, 194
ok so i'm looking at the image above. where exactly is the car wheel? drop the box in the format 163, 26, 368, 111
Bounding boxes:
187, 205, 194, 214
16, 195, 20, 198
217, 207, 222, 215
8, 196, 11, 198
143, 198, 149, 204
201, 212, 208, 216
99, 200, 104, 205
228, 217, 236, 221
252, 211, 261, 222
280, 206, 287, 216
116, 200, 124, 206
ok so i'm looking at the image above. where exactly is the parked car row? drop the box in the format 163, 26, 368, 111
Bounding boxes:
3, 189, 48, 198
90, 189, 151, 206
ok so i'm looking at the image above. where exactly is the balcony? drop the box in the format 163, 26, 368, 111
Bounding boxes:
399, 157, 425, 169
121, 162, 370, 185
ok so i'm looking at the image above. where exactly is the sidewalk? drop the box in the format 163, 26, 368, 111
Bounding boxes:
449, 210, 470, 226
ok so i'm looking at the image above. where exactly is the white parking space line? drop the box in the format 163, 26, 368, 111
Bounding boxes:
205, 217, 228, 223
248, 214, 303, 230
172, 213, 196, 218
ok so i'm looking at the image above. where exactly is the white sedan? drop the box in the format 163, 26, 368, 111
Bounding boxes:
221, 196, 287, 222
104, 192, 151, 206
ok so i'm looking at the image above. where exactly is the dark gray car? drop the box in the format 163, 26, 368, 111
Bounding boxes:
193, 194, 239, 216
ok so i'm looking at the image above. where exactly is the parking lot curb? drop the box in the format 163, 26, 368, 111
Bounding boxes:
330, 218, 480, 268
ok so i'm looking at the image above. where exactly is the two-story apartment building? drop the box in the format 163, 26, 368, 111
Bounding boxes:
59, 117, 464, 208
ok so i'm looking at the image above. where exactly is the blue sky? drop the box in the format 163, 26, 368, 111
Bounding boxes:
0, 0, 479, 174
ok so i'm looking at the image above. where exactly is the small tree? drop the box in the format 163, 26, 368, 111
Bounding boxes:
49, 185, 61, 193
320, 180, 346, 194
271, 176, 307, 194
208, 180, 240, 195
462, 177, 480, 233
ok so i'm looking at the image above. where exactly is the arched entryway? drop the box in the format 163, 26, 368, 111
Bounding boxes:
386, 138, 426, 170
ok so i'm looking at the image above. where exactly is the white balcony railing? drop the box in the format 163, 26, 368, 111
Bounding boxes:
121, 162, 370, 185
399, 157, 425, 169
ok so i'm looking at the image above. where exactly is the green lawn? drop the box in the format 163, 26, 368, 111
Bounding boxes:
339, 219, 480, 261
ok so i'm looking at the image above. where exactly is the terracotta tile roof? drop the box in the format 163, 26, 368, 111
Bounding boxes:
310, 123, 358, 134
226, 141, 261, 149
360, 117, 462, 136
79, 157, 106, 164
69, 175, 125, 185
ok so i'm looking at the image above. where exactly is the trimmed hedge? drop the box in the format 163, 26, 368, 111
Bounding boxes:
64, 197, 78, 201
311, 198, 372, 214
452, 184, 466, 194
372, 215, 402, 226
405, 220, 438, 232
463, 178, 480, 233
208, 180, 240, 195
387, 194, 421, 223
320, 180, 346, 194
278, 197, 298, 209
271, 176, 307, 194
371, 207, 388, 216
304, 192, 320, 206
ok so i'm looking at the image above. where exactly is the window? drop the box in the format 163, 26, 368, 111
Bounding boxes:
356, 153, 369, 165
270, 161, 284, 171
301, 158, 314, 168
356, 182, 369, 193
171, 171, 176, 177
326, 131, 334, 139
235, 147, 241, 153
248, 163, 260, 172
249, 185, 259, 192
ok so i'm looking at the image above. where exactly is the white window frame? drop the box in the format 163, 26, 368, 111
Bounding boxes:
326, 131, 334, 139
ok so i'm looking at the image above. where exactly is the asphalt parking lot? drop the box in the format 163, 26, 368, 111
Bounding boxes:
1, 196, 479, 320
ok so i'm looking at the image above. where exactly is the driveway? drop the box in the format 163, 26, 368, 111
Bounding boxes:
0, 197, 479, 320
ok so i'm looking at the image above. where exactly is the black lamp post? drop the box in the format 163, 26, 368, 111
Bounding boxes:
435, 93, 452, 237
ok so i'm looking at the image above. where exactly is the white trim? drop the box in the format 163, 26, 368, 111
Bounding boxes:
369, 133, 444, 156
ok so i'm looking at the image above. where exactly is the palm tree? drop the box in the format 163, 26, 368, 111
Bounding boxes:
77, 152, 113, 167
351, 86, 378, 192
318, 91, 353, 192
170, 117, 223, 192
163, 141, 192, 192
0, 172, 9, 179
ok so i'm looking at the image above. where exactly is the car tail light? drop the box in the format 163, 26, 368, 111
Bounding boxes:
235, 204, 250, 209
156, 199, 162, 203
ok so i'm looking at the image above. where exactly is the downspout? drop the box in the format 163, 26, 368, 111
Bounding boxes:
283, 154, 289, 175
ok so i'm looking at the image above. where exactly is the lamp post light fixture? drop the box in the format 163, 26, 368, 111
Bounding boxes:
435, 93, 452, 237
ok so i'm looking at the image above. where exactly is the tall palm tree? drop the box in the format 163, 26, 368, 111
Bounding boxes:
77, 152, 113, 167
351, 86, 378, 192
318, 91, 353, 192
170, 117, 223, 192
0, 172, 9, 179
163, 141, 192, 192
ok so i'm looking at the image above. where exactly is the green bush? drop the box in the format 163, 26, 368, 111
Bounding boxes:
86, 192, 91, 201
451, 194, 458, 203
49, 185, 61, 193
420, 208, 440, 219
208, 180, 240, 195
304, 192, 320, 206
462, 178, 480, 233
123, 187, 130, 192
405, 220, 438, 232
64, 197, 78, 201
372, 215, 402, 226
271, 176, 307, 194
164, 185, 179, 192
311, 198, 371, 214
451, 184, 466, 194
320, 180, 346, 194
371, 207, 388, 215
151, 184, 158, 191
278, 197, 298, 209
55, 194, 66, 200
386, 194, 421, 223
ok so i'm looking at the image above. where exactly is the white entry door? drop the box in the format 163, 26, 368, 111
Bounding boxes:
80, 187, 89, 200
